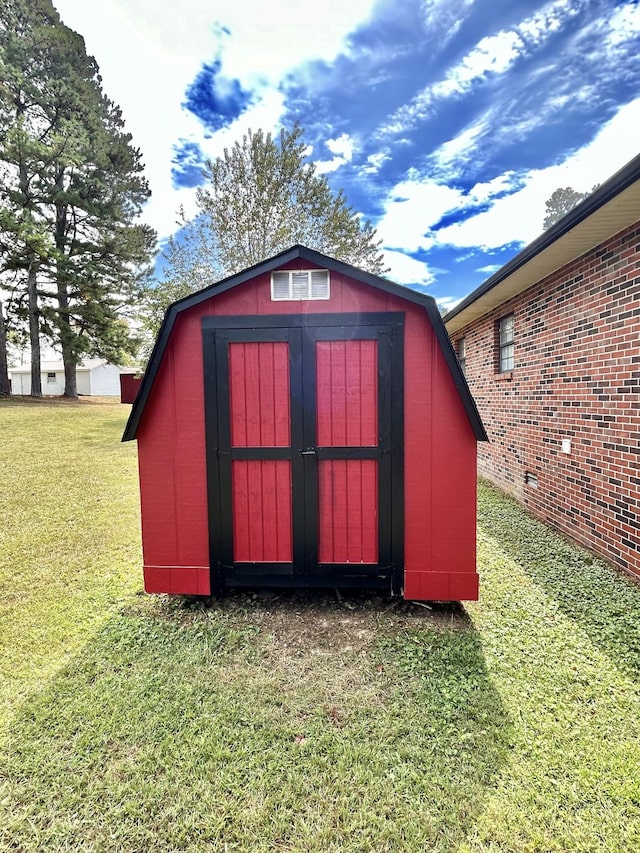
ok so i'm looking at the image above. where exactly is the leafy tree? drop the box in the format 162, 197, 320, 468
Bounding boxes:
543, 185, 599, 230
0, 0, 155, 397
140, 209, 220, 345
197, 125, 386, 274
143, 125, 387, 348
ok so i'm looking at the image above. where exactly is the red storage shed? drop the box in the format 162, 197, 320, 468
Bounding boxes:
123, 246, 487, 601
120, 372, 143, 404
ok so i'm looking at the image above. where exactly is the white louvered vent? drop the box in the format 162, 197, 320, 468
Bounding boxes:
271, 269, 330, 301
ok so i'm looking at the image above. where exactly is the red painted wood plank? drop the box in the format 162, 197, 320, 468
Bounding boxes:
232, 460, 251, 559
230, 342, 289, 447
317, 340, 377, 447
360, 460, 378, 562
229, 343, 247, 447
318, 460, 377, 563
328, 342, 347, 446
358, 341, 377, 446
346, 340, 377, 446
275, 460, 293, 561
316, 342, 333, 447
345, 342, 362, 447
346, 460, 362, 563
272, 343, 290, 446
233, 460, 292, 562
258, 343, 275, 446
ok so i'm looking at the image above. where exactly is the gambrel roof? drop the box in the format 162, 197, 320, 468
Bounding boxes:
123, 245, 487, 442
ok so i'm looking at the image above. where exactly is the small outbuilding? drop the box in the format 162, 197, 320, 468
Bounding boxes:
123, 246, 487, 601
10, 359, 139, 396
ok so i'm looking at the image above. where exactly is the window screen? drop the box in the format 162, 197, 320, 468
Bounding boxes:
271, 269, 330, 301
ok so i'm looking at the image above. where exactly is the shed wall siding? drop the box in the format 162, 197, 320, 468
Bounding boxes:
450, 221, 640, 578
137, 265, 478, 598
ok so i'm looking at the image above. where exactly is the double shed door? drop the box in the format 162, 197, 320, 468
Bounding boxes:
203, 313, 404, 592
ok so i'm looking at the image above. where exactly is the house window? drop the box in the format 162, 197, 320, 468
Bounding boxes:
498, 314, 514, 372
458, 338, 467, 376
47, 372, 57, 384
271, 269, 330, 301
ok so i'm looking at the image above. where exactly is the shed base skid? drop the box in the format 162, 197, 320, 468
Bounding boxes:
142, 566, 479, 601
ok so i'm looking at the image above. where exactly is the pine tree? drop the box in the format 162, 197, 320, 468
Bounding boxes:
0, 0, 155, 397
0, 300, 9, 395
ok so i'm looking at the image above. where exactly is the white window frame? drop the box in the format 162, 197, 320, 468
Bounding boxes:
271, 269, 330, 301
458, 338, 467, 376
46, 372, 57, 384
498, 314, 515, 372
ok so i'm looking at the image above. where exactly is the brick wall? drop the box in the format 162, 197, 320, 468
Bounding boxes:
451, 221, 640, 578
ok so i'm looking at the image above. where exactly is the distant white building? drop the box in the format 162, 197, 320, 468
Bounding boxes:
9, 359, 139, 396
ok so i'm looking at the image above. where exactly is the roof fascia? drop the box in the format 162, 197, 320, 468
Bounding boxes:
444, 153, 640, 330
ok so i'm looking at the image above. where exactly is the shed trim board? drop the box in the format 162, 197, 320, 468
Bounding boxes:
202, 313, 404, 594
123, 245, 486, 443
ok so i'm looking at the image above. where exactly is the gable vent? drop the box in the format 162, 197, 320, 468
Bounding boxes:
271, 269, 330, 301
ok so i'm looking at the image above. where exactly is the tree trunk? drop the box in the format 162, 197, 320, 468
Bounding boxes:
27, 261, 42, 397
57, 283, 78, 398
0, 301, 10, 396
54, 190, 78, 398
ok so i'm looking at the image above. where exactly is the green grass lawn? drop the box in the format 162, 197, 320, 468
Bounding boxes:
1, 396, 639, 851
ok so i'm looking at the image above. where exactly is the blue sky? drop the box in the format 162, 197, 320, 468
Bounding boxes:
55, 0, 640, 308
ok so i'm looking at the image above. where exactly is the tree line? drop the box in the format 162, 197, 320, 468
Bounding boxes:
0, 0, 155, 397
0, 2, 387, 398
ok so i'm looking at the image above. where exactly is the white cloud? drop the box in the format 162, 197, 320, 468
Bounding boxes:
422, 0, 477, 47
379, 0, 584, 138
376, 169, 520, 255
382, 250, 436, 287
430, 117, 490, 172
377, 180, 462, 252
363, 150, 391, 174
602, 2, 640, 49
314, 133, 355, 175
436, 295, 463, 313
433, 97, 640, 250
54, 0, 379, 239
372, 96, 640, 264
433, 30, 524, 97
327, 134, 354, 159
468, 173, 518, 204
517, 0, 582, 46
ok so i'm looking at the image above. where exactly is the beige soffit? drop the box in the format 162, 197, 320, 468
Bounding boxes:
445, 166, 640, 335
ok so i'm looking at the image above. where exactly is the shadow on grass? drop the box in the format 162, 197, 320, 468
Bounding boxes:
1, 593, 511, 852
478, 481, 640, 682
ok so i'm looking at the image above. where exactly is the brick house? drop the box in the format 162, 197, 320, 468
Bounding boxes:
445, 154, 640, 579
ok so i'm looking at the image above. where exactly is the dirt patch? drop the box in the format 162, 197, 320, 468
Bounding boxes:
176, 588, 469, 655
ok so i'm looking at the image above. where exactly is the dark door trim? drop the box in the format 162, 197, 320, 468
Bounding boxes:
202, 313, 404, 594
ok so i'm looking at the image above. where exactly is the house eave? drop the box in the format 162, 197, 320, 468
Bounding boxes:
444, 152, 640, 335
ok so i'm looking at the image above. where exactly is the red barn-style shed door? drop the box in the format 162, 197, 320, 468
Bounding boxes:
203, 314, 404, 594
